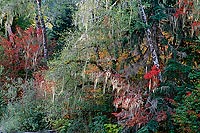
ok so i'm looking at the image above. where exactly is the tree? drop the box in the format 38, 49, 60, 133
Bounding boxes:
0, 0, 35, 40
50, 0, 199, 132
0, 0, 49, 60
0, 0, 198, 132
35, 0, 48, 60
0, 26, 43, 79
138, 0, 162, 81
43, 0, 77, 58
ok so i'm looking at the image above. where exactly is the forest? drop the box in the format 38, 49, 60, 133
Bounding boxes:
0, 0, 199, 132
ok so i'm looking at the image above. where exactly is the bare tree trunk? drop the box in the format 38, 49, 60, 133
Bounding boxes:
35, 3, 41, 38
35, 0, 48, 60
5, 20, 14, 42
138, 0, 162, 81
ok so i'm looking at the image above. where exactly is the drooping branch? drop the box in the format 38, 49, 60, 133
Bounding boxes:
138, 0, 162, 81
65, 59, 104, 72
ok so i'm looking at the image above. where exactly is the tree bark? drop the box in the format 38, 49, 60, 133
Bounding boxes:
138, 0, 162, 81
5, 19, 14, 42
35, 0, 48, 60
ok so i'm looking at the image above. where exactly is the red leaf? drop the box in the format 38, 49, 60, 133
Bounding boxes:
186, 91, 192, 96
0, 26, 43, 78
192, 21, 200, 27
156, 111, 167, 122
144, 72, 152, 79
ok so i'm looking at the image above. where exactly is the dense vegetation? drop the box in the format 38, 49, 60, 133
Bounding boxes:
0, 0, 199, 132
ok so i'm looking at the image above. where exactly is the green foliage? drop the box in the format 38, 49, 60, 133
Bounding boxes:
0, 46, 5, 63
0, 0, 35, 35
173, 89, 200, 133
0, 65, 3, 77
0, 79, 50, 132
66, 117, 89, 133
0, 89, 6, 119
0, 0, 199, 132
89, 115, 107, 133
19, 102, 49, 131
164, 60, 192, 80
52, 118, 71, 133
45, 0, 76, 38
104, 124, 122, 133
137, 120, 158, 133
189, 70, 200, 80
0, 102, 21, 132
13, 16, 33, 30
44, 0, 78, 59
188, 70, 200, 87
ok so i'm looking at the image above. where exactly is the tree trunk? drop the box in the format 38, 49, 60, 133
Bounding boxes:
35, 0, 48, 60
35, 4, 41, 37
5, 19, 14, 42
138, 0, 162, 81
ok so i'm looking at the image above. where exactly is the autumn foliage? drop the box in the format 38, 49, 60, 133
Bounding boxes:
144, 65, 160, 91
0, 26, 43, 78
111, 67, 164, 128
174, 0, 200, 36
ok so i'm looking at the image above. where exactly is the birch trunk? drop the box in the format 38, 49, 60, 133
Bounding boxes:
5, 19, 14, 42
138, 0, 162, 81
35, 0, 48, 60
35, 3, 41, 38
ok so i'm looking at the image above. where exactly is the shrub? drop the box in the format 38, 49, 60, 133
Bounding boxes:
0, 79, 50, 132
173, 89, 200, 133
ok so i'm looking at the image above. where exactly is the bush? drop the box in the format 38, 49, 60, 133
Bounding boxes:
173, 89, 200, 133
0, 79, 50, 132
52, 118, 71, 133
104, 124, 122, 133
89, 114, 107, 133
